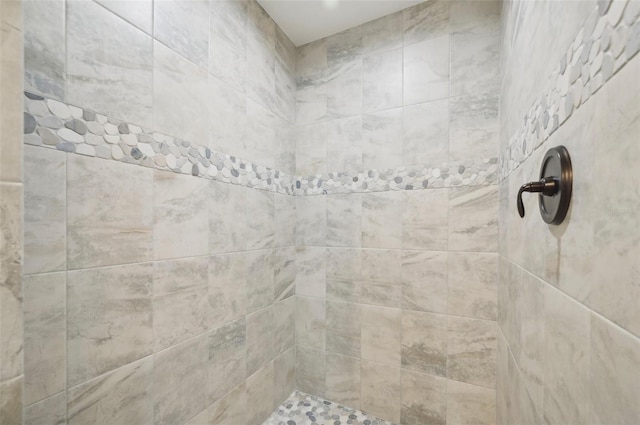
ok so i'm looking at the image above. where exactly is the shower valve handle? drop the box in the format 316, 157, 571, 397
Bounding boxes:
517, 177, 558, 218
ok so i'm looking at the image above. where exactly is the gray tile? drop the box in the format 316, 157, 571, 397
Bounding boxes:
209, 382, 246, 424
209, 317, 246, 403
246, 361, 275, 425
326, 353, 361, 409
362, 191, 403, 249
327, 193, 362, 247
402, 188, 448, 251
96, 0, 152, 34
401, 369, 446, 425
448, 252, 498, 321
361, 305, 401, 366
295, 122, 328, 175
326, 248, 362, 303
448, 185, 498, 252
67, 0, 153, 127
296, 296, 326, 350
363, 48, 402, 113
450, 28, 500, 97
295, 246, 326, 298
401, 251, 448, 314
153, 0, 209, 67
295, 195, 327, 246
246, 189, 275, 250
274, 347, 296, 405
449, 92, 499, 161
327, 60, 363, 119
402, 311, 447, 377
246, 306, 276, 376
209, 252, 247, 327
326, 300, 361, 358
68, 358, 152, 425
446, 379, 496, 425
447, 316, 497, 388
67, 156, 153, 269
361, 361, 401, 423
23, 273, 65, 405
209, 180, 247, 254
274, 297, 295, 356
403, 35, 450, 105
296, 346, 326, 397
67, 264, 153, 386
0, 376, 22, 425
274, 246, 295, 301
403, 99, 449, 164
246, 250, 274, 313
24, 392, 66, 425
360, 249, 402, 307
403, 0, 449, 46
362, 108, 403, 170
327, 116, 363, 173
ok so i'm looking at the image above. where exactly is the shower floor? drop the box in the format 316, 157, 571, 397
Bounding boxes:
262, 391, 397, 425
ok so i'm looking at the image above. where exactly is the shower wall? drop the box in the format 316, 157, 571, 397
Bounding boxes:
21, 1, 297, 424
293, 2, 502, 424
1, 1, 24, 424
498, 1, 640, 424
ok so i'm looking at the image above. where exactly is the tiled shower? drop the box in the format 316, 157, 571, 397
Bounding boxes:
0, 0, 638, 425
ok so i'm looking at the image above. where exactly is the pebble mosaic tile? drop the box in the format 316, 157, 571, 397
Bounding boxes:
500, 0, 640, 180
262, 391, 397, 425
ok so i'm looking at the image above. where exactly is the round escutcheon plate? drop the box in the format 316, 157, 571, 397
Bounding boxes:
538, 146, 573, 224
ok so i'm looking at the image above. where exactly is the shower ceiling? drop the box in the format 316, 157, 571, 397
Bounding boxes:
257, 0, 427, 46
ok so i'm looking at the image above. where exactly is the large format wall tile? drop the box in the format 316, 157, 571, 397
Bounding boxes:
23, 273, 65, 406
296, 345, 326, 397
24, 146, 65, 274
403, 99, 449, 165
326, 300, 361, 358
209, 74, 247, 157
67, 358, 152, 425
403, 0, 449, 46
67, 263, 153, 386
448, 252, 498, 321
361, 305, 401, 365
246, 361, 275, 425
295, 246, 326, 298
448, 185, 498, 252
23, 0, 65, 100
209, 252, 247, 327
296, 296, 326, 350
447, 316, 497, 388
153, 41, 208, 145
447, 379, 496, 425
67, 156, 153, 269
325, 353, 360, 409
246, 188, 275, 250
209, 180, 248, 253
361, 361, 401, 423
401, 369, 447, 425
246, 305, 276, 376
403, 35, 450, 105
209, 0, 247, 94
209, 317, 247, 403
153, 257, 209, 352
401, 311, 447, 377
153, 0, 209, 68
96, 0, 152, 34
401, 251, 448, 314
402, 189, 448, 250
246, 249, 275, 313
67, 0, 153, 128
362, 108, 403, 170
362, 48, 402, 113
153, 170, 208, 260
327, 116, 363, 173
362, 191, 402, 249
23, 392, 66, 425
449, 92, 499, 161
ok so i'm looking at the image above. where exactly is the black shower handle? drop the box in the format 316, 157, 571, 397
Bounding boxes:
517, 177, 559, 218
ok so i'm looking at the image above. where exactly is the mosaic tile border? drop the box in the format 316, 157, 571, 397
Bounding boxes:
23, 92, 296, 195
500, 0, 640, 180
294, 158, 499, 196
262, 390, 397, 425
23, 91, 498, 196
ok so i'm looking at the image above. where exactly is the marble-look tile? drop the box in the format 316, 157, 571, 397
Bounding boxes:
296, 39, 327, 79
543, 287, 590, 425
326, 353, 361, 409
274, 246, 295, 301
153, 170, 208, 260
403, 0, 449, 46
449, 185, 498, 252
0, 184, 22, 380
246, 249, 274, 313
295, 246, 326, 298
326, 300, 361, 358
246, 361, 275, 425
209, 0, 247, 94
449, 92, 499, 161
274, 194, 295, 247
361, 11, 403, 55
326, 26, 362, 68
0, 376, 22, 425
209, 317, 246, 403
361, 361, 401, 423
450, 0, 501, 34
327, 115, 363, 173
361, 305, 401, 365
274, 116, 295, 174
276, 26, 296, 75
295, 122, 328, 175
23, 0, 65, 100
362, 191, 403, 249
362, 48, 402, 113
247, 306, 276, 376
153, 335, 209, 425
209, 382, 246, 424
402, 188, 448, 250
66, 0, 152, 127
95, 0, 152, 34
209, 180, 247, 254
327, 193, 362, 247
326, 248, 361, 303
246, 189, 275, 250
327, 60, 362, 119
247, 0, 276, 50
295, 79, 327, 126
590, 314, 640, 425
67, 156, 153, 269
403, 99, 449, 164
24, 392, 66, 425
153, 0, 208, 67
402, 311, 447, 377
447, 379, 496, 425
296, 346, 326, 397
401, 369, 447, 425
447, 316, 497, 388
295, 195, 327, 246
450, 27, 500, 98
209, 253, 247, 327
208, 74, 247, 156
362, 108, 403, 170
153, 41, 208, 144
401, 251, 448, 314
274, 61, 295, 122
246, 32, 276, 112
404, 35, 450, 106
246, 93, 276, 169
274, 297, 295, 356
296, 296, 326, 350
23, 273, 65, 405
67, 263, 152, 386
67, 358, 152, 425
274, 347, 296, 404
448, 252, 498, 321
153, 257, 209, 352
360, 249, 402, 307
24, 146, 65, 274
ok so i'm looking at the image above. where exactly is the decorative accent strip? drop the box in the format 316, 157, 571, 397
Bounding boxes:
23, 92, 296, 195
294, 158, 498, 196
23, 91, 498, 196
500, 0, 640, 180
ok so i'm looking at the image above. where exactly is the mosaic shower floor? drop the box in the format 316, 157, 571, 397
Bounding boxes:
262, 391, 397, 425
